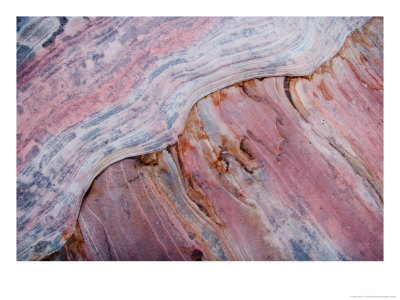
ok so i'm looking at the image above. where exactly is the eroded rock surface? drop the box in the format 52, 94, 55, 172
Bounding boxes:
47, 18, 383, 261
17, 17, 370, 260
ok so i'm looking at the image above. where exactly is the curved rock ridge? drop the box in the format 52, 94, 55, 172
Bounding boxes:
46, 18, 382, 261
17, 17, 369, 260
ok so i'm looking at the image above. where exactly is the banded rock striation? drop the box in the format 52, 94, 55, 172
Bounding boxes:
46, 18, 383, 261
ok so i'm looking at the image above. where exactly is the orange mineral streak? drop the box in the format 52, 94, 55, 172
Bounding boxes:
44, 223, 90, 261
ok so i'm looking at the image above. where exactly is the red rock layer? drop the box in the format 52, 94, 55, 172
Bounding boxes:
49, 18, 383, 261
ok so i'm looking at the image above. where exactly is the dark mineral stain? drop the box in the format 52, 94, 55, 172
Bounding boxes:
33, 171, 52, 189
289, 239, 311, 261
17, 44, 33, 64
17, 44, 35, 72
17, 105, 24, 115
26, 145, 40, 161
83, 128, 101, 142
240, 138, 255, 159
92, 52, 105, 62
17, 181, 36, 211
17, 17, 30, 32
150, 58, 187, 81
196, 203, 211, 218
42, 17, 69, 48
191, 249, 203, 261
34, 241, 51, 253
17, 216, 30, 232
82, 105, 126, 129
283, 76, 296, 109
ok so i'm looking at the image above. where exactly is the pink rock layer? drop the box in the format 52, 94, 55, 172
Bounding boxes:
47, 18, 383, 261
17, 17, 369, 260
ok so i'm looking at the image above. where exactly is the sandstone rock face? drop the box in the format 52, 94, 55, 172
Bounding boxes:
45, 18, 382, 261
